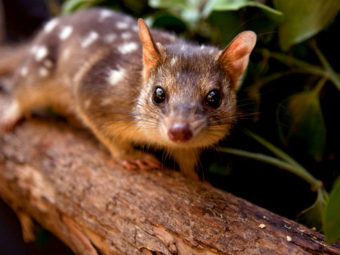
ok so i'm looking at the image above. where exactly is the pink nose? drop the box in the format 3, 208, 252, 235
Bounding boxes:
168, 123, 193, 142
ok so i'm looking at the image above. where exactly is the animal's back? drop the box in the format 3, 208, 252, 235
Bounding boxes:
10, 9, 137, 114
7, 8, 177, 117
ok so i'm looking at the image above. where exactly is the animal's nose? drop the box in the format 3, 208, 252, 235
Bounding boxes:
167, 123, 193, 142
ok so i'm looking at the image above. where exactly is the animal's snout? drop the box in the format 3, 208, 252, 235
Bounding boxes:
167, 123, 193, 143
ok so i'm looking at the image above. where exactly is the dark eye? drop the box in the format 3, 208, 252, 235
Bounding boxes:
153, 87, 166, 105
205, 89, 221, 108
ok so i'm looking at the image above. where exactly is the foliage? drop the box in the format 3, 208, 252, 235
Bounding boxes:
277, 78, 327, 159
62, 0, 106, 13
61, 0, 340, 243
273, 0, 340, 50
323, 178, 340, 243
218, 131, 328, 229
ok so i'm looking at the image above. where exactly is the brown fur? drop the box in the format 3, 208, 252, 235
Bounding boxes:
0, 8, 256, 179
0, 45, 28, 76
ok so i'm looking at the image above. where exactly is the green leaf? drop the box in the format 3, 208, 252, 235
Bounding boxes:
298, 188, 328, 230
209, 162, 232, 176
273, 0, 340, 50
245, 131, 302, 168
62, 0, 104, 14
148, 0, 188, 9
220, 130, 322, 188
323, 178, 340, 244
277, 86, 326, 159
208, 11, 242, 45
148, 0, 202, 29
203, 0, 283, 18
218, 147, 302, 175
312, 42, 340, 91
263, 49, 340, 91
150, 13, 187, 32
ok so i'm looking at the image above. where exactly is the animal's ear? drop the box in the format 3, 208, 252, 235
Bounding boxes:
218, 31, 256, 90
138, 19, 164, 79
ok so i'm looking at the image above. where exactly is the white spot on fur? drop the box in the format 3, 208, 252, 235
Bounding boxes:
20, 66, 28, 77
59, 26, 73, 40
107, 67, 125, 85
200, 45, 205, 50
104, 34, 117, 43
180, 45, 186, 51
35, 46, 48, 61
81, 31, 99, 48
209, 49, 214, 54
30, 45, 38, 54
118, 42, 138, 54
170, 57, 177, 66
286, 236, 292, 242
176, 72, 180, 78
121, 32, 132, 40
99, 9, 112, 22
39, 67, 49, 77
44, 18, 59, 33
116, 21, 129, 30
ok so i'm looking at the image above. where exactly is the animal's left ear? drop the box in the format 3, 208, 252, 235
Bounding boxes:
218, 31, 256, 90
138, 18, 165, 79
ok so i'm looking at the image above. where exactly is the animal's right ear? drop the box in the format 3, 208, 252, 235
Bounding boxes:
138, 19, 164, 79
218, 31, 256, 90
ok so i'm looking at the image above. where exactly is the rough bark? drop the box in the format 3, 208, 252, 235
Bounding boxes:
0, 94, 339, 255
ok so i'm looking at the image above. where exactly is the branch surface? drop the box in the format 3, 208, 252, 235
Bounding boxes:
0, 95, 339, 255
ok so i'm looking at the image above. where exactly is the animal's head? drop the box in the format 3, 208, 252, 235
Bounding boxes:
135, 19, 256, 149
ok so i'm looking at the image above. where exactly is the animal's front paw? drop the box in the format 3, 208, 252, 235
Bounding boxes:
121, 152, 161, 171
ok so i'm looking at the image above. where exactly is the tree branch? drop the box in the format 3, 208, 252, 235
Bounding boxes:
0, 94, 339, 255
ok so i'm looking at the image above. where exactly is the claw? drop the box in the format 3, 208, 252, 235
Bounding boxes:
121, 153, 161, 171
122, 160, 138, 170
